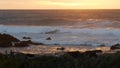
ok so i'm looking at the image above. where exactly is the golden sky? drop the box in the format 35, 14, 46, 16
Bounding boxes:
0, 0, 120, 9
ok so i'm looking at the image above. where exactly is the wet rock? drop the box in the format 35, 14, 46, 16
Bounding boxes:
26, 40, 44, 45
0, 33, 20, 42
0, 33, 20, 47
23, 36, 31, 39
0, 33, 44, 47
14, 41, 29, 47
27, 40, 44, 45
30, 42, 44, 45
46, 37, 52, 40
111, 44, 120, 50
25, 40, 32, 44
91, 50, 102, 53
57, 47, 65, 51
0, 42, 12, 47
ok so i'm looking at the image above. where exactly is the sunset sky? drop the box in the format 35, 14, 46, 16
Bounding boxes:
0, 0, 120, 9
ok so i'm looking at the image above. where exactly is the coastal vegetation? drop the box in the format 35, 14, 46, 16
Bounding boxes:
0, 50, 120, 68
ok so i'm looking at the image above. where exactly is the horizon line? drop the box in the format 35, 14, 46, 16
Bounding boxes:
0, 8, 120, 10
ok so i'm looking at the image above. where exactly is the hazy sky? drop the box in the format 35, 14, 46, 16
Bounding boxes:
0, 0, 120, 9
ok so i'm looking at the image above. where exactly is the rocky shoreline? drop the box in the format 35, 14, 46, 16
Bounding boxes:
0, 33, 120, 68
0, 33, 44, 47
0, 33, 120, 51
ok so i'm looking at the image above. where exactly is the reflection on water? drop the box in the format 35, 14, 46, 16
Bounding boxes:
0, 45, 110, 55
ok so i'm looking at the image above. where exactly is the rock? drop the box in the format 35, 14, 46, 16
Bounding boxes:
92, 50, 102, 53
0, 33, 20, 47
30, 42, 44, 45
28, 40, 44, 45
14, 41, 29, 47
23, 36, 31, 39
57, 47, 65, 51
46, 37, 52, 40
0, 34, 33, 47
0, 33, 20, 42
111, 44, 120, 50
23, 40, 44, 45
66, 51, 83, 58
25, 40, 32, 44
84, 50, 102, 58
0, 42, 12, 47
66, 50, 102, 58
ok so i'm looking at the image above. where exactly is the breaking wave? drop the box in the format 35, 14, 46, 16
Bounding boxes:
0, 25, 120, 46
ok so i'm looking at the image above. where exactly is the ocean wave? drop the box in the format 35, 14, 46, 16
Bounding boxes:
0, 25, 120, 35
67, 19, 120, 29
0, 25, 120, 46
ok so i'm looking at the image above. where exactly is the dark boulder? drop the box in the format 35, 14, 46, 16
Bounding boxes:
30, 42, 44, 45
66, 51, 83, 58
14, 41, 29, 47
23, 40, 44, 45
92, 50, 102, 53
84, 50, 102, 58
46, 37, 51, 40
0, 33, 20, 42
66, 50, 102, 58
23, 36, 31, 39
57, 47, 65, 51
0, 33, 20, 47
111, 44, 120, 50
22, 40, 33, 45
0, 42, 12, 47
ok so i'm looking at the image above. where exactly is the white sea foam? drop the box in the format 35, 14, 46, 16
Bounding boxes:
0, 25, 120, 46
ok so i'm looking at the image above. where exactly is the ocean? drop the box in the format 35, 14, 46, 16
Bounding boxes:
0, 9, 120, 54
0, 10, 120, 27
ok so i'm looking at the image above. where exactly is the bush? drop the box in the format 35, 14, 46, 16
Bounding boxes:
0, 52, 120, 68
